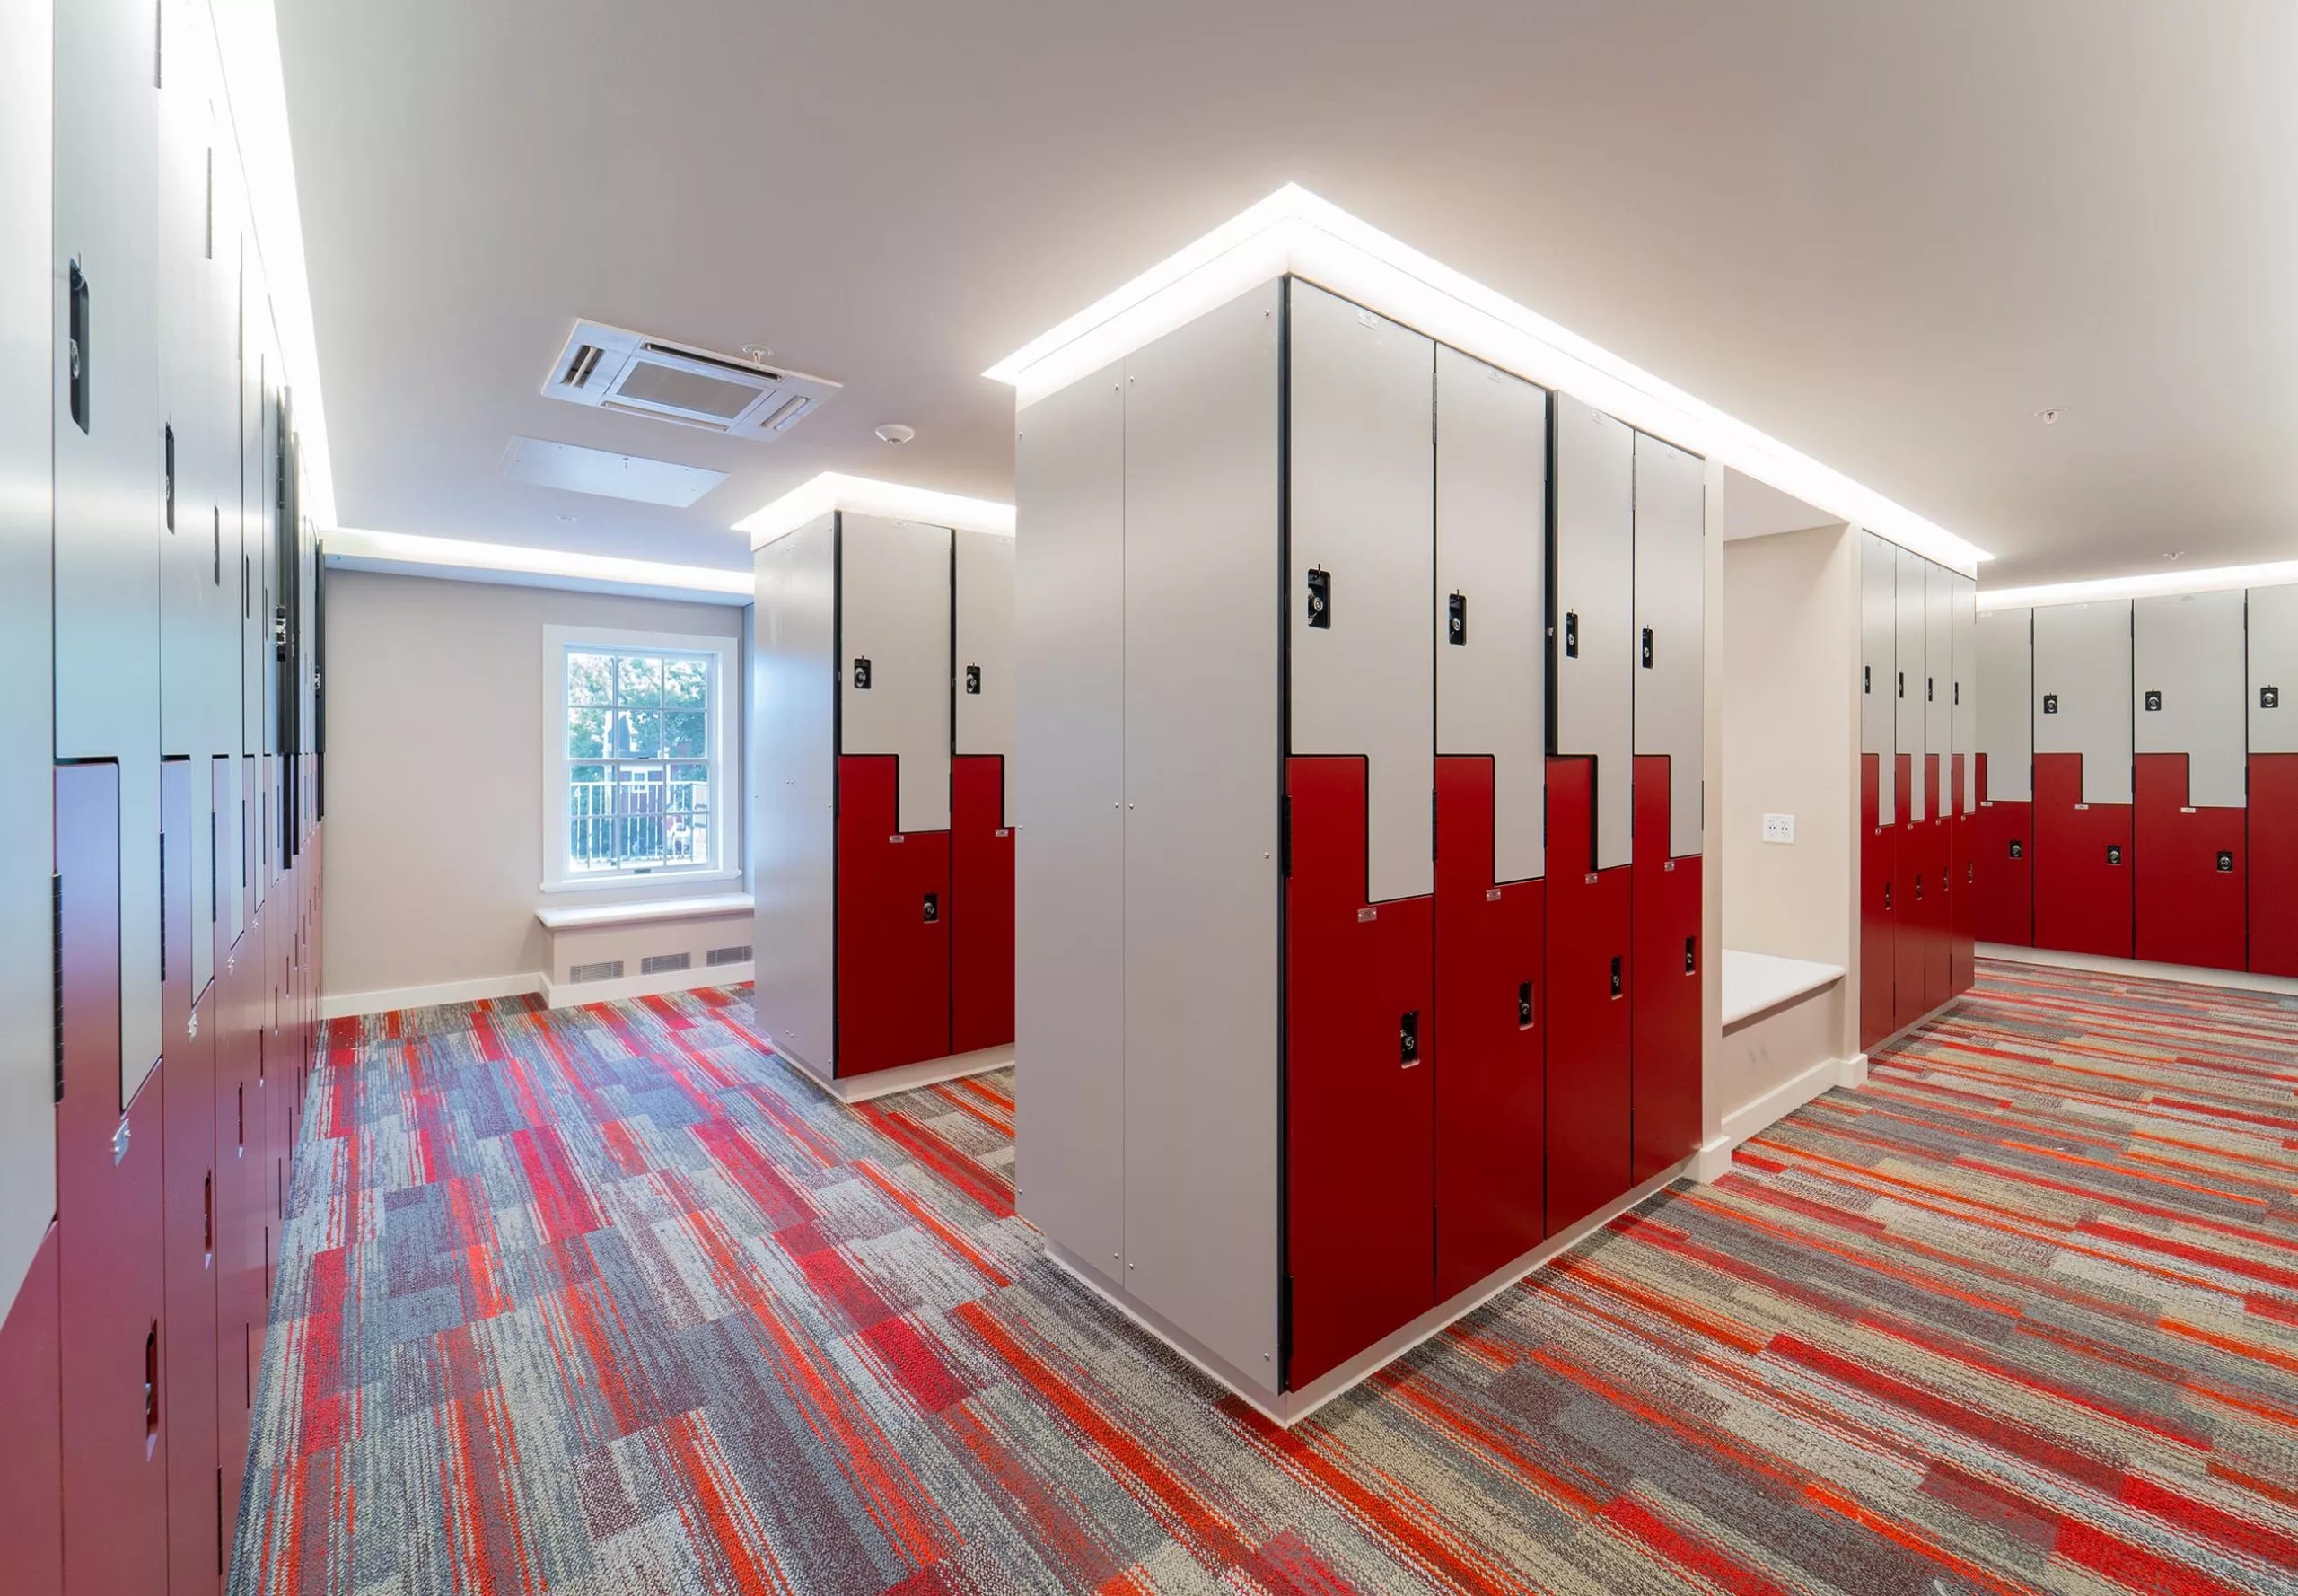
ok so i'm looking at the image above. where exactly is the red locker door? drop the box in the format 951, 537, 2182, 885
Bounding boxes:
161, 764, 222, 1596
1858, 756, 1896, 1050
212, 926, 264, 1565
0, 1225, 65, 1596
1630, 756, 1700, 1186
2032, 754, 2134, 958
1545, 758, 1633, 1238
1285, 758, 1434, 1388
950, 755, 1015, 1056
1949, 756, 1975, 996
836, 756, 952, 1075
56, 761, 169, 1596
2252, 756, 2298, 977
2134, 755, 2246, 971
1433, 758, 1543, 1301
1921, 757, 1951, 1014
1972, 754, 2034, 948
1891, 755, 1929, 1033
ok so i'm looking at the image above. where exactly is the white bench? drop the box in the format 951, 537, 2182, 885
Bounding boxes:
535, 892, 754, 1007
1696, 950, 1855, 1182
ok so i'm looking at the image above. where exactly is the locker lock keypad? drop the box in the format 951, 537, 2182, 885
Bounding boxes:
852, 656, 872, 689
1306, 567, 1331, 629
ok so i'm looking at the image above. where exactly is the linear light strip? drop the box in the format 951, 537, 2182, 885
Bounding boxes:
326, 527, 752, 595
1977, 559, 2298, 612
985, 184, 1990, 576
734, 471, 1015, 550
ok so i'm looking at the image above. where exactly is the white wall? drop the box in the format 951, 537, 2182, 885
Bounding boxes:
320, 570, 745, 1003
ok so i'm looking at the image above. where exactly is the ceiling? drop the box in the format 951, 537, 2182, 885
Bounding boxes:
276, 0, 2298, 588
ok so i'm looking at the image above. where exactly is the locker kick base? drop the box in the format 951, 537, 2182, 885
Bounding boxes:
1045, 1154, 1689, 1428
774, 1041, 1016, 1105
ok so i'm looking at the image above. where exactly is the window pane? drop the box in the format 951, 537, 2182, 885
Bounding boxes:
663, 657, 707, 708
568, 768, 615, 870
616, 766, 668, 864
664, 711, 706, 759
567, 707, 607, 759
613, 708, 664, 759
677, 810, 709, 865
669, 761, 707, 785
618, 654, 662, 706
567, 652, 614, 706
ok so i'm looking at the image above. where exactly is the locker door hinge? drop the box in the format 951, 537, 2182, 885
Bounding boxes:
50, 873, 64, 1101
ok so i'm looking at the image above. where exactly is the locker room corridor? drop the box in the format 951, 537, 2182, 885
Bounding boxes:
230, 966, 2298, 1596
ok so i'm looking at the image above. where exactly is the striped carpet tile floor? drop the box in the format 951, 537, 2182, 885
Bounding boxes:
232, 961, 2298, 1594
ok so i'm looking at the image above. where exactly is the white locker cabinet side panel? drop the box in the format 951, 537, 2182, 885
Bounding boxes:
2134, 590, 2246, 810
1952, 575, 1978, 813
1286, 282, 1434, 904
1434, 344, 1546, 882
1860, 532, 1898, 823
839, 513, 953, 835
751, 516, 837, 1075
2252, 585, 2298, 755
1632, 432, 1705, 859
953, 529, 1017, 804
0, 0, 55, 1308
1121, 280, 1281, 1383
1553, 393, 1636, 869
57, 0, 164, 1101
1925, 562, 1953, 785
2032, 601, 2133, 806
1976, 609, 2033, 803
1893, 548, 1927, 821
1013, 364, 1126, 1274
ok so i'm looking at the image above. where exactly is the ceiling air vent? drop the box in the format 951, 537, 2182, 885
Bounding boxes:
543, 320, 839, 442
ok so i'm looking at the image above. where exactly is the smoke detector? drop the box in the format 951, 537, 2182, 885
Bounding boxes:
875, 423, 916, 445
543, 320, 839, 441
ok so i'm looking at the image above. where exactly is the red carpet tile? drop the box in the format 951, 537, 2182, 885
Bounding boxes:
233, 962, 2298, 1593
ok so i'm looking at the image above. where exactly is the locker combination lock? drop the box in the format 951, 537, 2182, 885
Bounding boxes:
1305, 567, 1331, 629
964, 664, 982, 695
852, 657, 872, 689
921, 892, 939, 924
1609, 956, 1623, 998
1641, 628, 1654, 669
1448, 593, 1466, 645
2106, 845, 2123, 866
2144, 690, 2162, 712
1517, 981, 1534, 1029
1683, 936, 1697, 976
2008, 839, 2023, 860
2265, 687, 2282, 710
1564, 611, 1580, 659
1399, 1010, 1420, 1065
2217, 851, 2235, 873
2042, 694, 2059, 715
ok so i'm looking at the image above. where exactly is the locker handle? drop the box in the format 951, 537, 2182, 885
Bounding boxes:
1399, 1010, 1420, 1065
1897, 671, 1904, 699
921, 891, 940, 924
1609, 956, 1623, 998
1306, 567, 1331, 629
1641, 627, 1653, 669
1517, 981, 1533, 1029
2265, 687, 2282, 710
1863, 665, 1871, 694
2144, 689, 2162, 713
164, 425, 176, 531
145, 1321, 161, 1452
1926, 677, 1934, 704
852, 656, 872, 689
963, 663, 981, 695
1683, 935, 1697, 976
1564, 611, 1579, 659
203, 1172, 214, 1262
1883, 881, 1892, 911
67, 259, 91, 433
1448, 592, 1466, 645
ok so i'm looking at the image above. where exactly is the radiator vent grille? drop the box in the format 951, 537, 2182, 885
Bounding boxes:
706, 945, 751, 967
568, 960, 623, 984
640, 951, 692, 976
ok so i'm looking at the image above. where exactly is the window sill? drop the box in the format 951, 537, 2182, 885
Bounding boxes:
538, 867, 741, 897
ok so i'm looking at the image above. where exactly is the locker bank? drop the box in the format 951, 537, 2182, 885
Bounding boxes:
4, 4, 2294, 1591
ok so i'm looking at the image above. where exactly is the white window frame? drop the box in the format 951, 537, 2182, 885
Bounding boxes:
541, 624, 742, 893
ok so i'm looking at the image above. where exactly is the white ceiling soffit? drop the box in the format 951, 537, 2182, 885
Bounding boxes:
990, 184, 1987, 576
1978, 558, 2298, 612
325, 527, 751, 603
500, 436, 729, 508
735, 471, 1014, 551
1724, 467, 1840, 543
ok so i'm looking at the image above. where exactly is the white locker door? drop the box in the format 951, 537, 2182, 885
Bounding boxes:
1434, 344, 1546, 881
1554, 392, 1636, 870
1925, 562, 1953, 800
953, 529, 1016, 806
2134, 590, 2246, 810
1013, 364, 1126, 1276
1632, 433, 1704, 859
2249, 585, 2298, 755
1975, 608, 2033, 803
1287, 281, 1434, 903
1952, 575, 1978, 813
751, 516, 838, 1075
1894, 548, 1927, 820
1860, 532, 1898, 823
2032, 601, 2133, 806
838, 513, 952, 835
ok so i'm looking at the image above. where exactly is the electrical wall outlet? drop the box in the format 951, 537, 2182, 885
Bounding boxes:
1761, 813, 1796, 845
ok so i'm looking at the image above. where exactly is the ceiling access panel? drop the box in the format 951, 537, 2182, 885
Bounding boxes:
1118, 281, 1282, 1390
2134, 590, 2246, 810
1893, 548, 1928, 820
1632, 433, 1705, 861
1286, 281, 1435, 904
839, 513, 953, 836
1952, 574, 1978, 814
1434, 344, 1548, 883
954, 529, 1017, 816
1013, 364, 1126, 1275
750, 514, 838, 1078
1976, 608, 2033, 803
1553, 393, 1636, 872
2249, 585, 2298, 756
2033, 601, 2134, 807
1860, 533, 1899, 826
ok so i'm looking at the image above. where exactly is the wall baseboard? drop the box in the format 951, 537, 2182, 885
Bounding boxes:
1978, 943, 2298, 998
1694, 1051, 1865, 1184
320, 972, 543, 1020
540, 961, 753, 1010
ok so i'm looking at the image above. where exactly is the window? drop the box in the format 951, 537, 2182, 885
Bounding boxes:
542, 626, 739, 890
